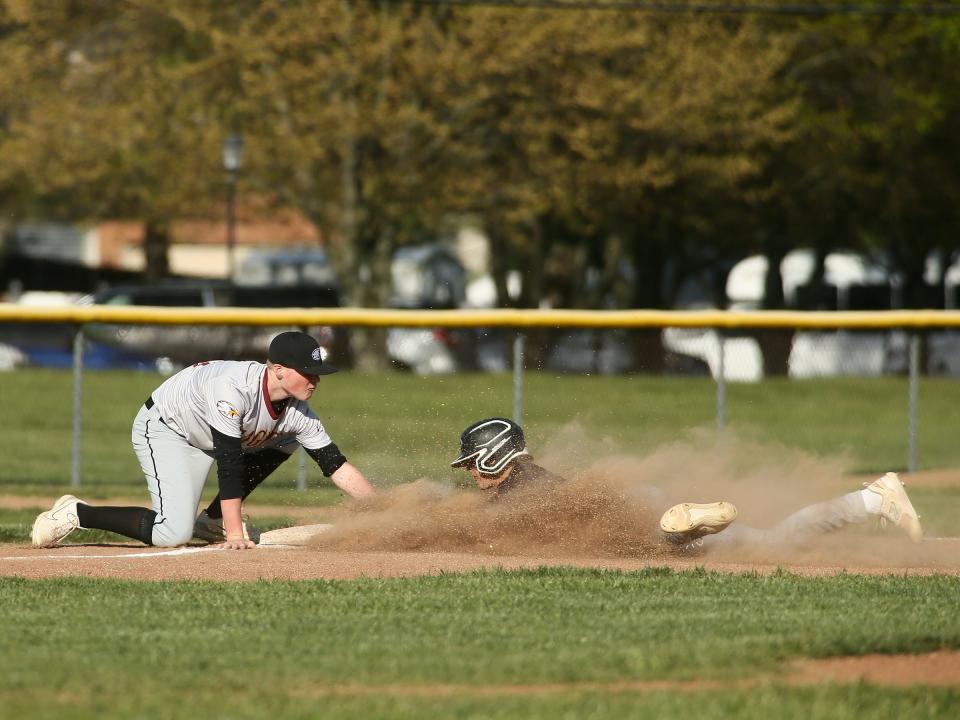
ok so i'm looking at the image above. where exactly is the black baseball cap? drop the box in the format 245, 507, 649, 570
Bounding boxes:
268, 331, 338, 375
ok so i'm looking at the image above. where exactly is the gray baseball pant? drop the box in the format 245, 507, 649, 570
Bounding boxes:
702, 491, 868, 550
132, 404, 215, 547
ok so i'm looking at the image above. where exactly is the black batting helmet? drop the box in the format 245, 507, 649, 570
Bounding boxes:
450, 417, 529, 478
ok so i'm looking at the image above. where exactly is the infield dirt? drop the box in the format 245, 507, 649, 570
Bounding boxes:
2, 432, 958, 580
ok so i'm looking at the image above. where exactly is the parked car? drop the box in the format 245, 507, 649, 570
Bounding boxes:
79, 280, 340, 368
544, 329, 636, 375
387, 327, 460, 374
387, 243, 485, 374
236, 247, 337, 288
665, 249, 960, 380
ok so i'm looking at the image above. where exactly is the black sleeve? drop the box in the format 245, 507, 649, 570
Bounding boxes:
305, 443, 347, 477
210, 426, 245, 501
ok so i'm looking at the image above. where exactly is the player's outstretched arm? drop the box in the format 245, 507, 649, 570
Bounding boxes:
220, 497, 256, 550
331, 462, 377, 498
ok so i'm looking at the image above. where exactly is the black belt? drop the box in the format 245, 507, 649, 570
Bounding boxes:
144, 396, 183, 437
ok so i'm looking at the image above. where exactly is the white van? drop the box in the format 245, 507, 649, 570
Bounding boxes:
663, 249, 960, 381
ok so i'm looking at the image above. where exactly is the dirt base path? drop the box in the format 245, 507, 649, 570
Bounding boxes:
2, 538, 960, 582
292, 651, 960, 697
5, 467, 957, 582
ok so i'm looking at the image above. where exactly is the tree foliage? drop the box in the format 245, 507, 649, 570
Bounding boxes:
0, 0, 957, 326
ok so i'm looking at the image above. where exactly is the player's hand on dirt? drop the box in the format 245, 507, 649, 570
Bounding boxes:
221, 535, 257, 550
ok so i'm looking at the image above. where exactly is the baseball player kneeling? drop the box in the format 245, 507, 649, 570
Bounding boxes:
31, 331, 376, 551
450, 417, 923, 552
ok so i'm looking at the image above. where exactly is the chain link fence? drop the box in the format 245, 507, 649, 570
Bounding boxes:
2, 305, 958, 487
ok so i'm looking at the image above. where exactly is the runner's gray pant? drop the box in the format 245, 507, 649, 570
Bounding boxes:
703, 491, 868, 550
132, 404, 215, 547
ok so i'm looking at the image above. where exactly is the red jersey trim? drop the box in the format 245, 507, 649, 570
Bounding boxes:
262, 369, 282, 420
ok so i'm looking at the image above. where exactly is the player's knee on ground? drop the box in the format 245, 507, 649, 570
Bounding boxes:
150, 516, 195, 547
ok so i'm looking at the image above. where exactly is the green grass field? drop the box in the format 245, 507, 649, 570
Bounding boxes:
2, 568, 959, 719
2, 368, 960, 493
3, 368, 959, 718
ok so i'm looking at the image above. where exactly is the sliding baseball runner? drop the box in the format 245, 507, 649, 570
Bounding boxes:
31, 331, 375, 550
450, 417, 924, 551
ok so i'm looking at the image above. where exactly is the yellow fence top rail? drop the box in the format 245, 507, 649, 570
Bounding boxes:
3, 303, 960, 329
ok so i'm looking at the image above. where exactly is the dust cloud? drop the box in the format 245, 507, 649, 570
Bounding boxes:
306, 423, 954, 569
308, 470, 663, 558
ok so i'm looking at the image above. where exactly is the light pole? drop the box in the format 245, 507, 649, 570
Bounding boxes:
222, 132, 243, 283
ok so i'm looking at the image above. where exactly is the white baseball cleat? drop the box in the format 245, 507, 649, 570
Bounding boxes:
192, 511, 261, 544
863, 472, 923, 543
31, 495, 83, 547
659, 501, 738, 539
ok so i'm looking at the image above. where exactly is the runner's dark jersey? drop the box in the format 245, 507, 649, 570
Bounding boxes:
490, 458, 565, 499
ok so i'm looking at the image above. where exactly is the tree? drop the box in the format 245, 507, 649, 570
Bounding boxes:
220, 2, 470, 368
0, 1, 233, 280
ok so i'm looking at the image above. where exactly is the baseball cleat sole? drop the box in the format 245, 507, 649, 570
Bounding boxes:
659, 501, 738, 537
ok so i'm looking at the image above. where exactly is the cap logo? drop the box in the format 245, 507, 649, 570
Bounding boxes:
269, 331, 335, 374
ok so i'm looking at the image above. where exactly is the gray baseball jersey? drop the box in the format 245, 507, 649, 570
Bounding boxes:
150, 360, 333, 454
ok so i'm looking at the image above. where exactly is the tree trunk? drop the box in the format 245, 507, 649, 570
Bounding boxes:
350, 221, 392, 373
326, 0, 393, 372
630, 227, 665, 374
754, 240, 792, 377
521, 215, 551, 370
806, 240, 829, 309
483, 222, 520, 368
487, 224, 512, 310
143, 220, 170, 282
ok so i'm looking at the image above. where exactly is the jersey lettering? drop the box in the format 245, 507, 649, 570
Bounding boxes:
242, 428, 294, 448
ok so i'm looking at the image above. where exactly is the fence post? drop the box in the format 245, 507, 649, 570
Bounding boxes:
297, 324, 309, 490
716, 329, 726, 432
71, 326, 84, 488
908, 331, 920, 473
297, 446, 307, 490
513, 332, 525, 426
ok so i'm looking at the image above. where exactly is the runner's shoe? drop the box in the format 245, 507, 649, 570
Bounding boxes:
659, 501, 738, 539
863, 472, 923, 543
192, 511, 261, 544
31, 495, 82, 547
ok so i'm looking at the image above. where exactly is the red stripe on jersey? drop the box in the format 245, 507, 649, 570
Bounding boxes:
262, 369, 281, 420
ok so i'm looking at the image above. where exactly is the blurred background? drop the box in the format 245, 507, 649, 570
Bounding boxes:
0, 1, 959, 377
